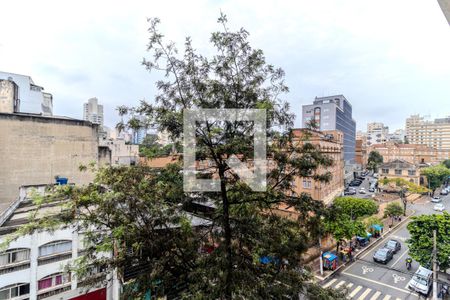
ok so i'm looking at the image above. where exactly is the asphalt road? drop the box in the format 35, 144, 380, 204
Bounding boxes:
322, 183, 450, 299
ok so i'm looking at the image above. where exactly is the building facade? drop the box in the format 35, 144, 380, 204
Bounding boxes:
290, 129, 345, 205
366, 122, 389, 146
355, 139, 368, 168
406, 114, 450, 150
0, 71, 53, 116
0, 112, 99, 213
369, 142, 450, 165
378, 159, 421, 185
302, 95, 356, 163
0, 185, 108, 300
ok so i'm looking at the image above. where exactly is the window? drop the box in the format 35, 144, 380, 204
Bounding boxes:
0, 249, 30, 266
38, 273, 71, 291
382, 168, 389, 174
302, 179, 312, 189
395, 169, 402, 175
39, 241, 72, 257
408, 170, 416, 176
0, 283, 30, 299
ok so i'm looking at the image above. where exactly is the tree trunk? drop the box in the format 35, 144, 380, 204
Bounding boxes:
219, 167, 233, 300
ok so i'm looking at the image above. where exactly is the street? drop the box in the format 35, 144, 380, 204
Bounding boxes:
322, 186, 450, 299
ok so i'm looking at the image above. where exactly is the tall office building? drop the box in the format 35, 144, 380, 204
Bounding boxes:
406, 114, 450, 150
302, 95, 356, 163
83, 97, 104, 125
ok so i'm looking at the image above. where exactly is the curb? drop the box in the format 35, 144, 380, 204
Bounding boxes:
314, 210, 416, 282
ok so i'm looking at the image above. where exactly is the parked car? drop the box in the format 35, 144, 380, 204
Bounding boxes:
359, 188, 366, 194
368, 187, 375, 193
441, 189, 449, 196
434, 203, 445, 212
431, 196, 442, 203
373, 248, 394, 264
344, 189, 357, 195
384, 240, 401, 254
408, 266, 433, 295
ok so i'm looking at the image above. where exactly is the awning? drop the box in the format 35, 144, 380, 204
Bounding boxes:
371, 224, 383, 231
322, 252, 338, 261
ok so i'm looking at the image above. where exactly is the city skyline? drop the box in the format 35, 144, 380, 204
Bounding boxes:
0, 0, 449, 131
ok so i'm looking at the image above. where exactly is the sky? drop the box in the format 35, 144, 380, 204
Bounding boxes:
0, 0, 449, 132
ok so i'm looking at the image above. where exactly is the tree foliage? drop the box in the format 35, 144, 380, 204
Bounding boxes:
383, 202, 403, 226
332, 197, 378, 220
407, 212, 450, 271
4, 14, 347, 300
421, 164, 450, 196
367, 151, 383, 173
443, 159, 450, 169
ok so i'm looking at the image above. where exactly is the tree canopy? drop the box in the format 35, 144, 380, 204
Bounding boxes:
4, 14, 346, 300
332, 197, 378, 220
367, 151, 383, 173
407, 212, 450, 271
383, 202, 403, 226
421, 164, 450, 196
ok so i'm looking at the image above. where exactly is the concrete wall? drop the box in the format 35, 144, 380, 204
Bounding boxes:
0, 113, 99, 212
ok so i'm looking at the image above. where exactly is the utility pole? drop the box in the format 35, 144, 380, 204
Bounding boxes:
433, 229, 437, 300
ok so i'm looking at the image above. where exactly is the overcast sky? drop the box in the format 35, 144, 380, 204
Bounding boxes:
1, 0, 449, 131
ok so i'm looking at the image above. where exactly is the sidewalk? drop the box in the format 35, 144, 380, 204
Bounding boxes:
310, 209, 414, 281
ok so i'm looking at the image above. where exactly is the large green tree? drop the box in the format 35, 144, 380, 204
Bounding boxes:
367, 150, 383, 173
421, 164, 450, 196
407, 212, 450, 271
332, 197, 378, 220
383, 202, 404, 226
5, 15, 346, 300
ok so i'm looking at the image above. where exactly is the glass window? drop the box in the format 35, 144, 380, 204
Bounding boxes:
0, 249, 30, 266
39, 241, 72, 257
408, 170, 416, 176
382, 168, 389, 174
395, 169, 402, 175
0, 283, 30, 299
38, 273, 71, 290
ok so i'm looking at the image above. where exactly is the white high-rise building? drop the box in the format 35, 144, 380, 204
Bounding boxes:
83, 97, 104, 125
366, 122, 389, 146
406, 114, 450, 150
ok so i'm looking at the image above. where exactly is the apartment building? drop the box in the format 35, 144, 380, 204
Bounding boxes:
406, 114, 450, 150
366, 122, 389, 146
0, 185, 107, 300
355, 139, 368, 168
290, 129, 345, 205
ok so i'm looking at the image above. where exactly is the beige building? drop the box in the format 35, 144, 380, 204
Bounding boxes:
406, 114, 450, 151
366, 122, 389, 146
378, 159, 421, 185
370, 142, 450, 165
290, 129, 345, 205
0, 112, 100, 213
100, 138, 139, 165
355, 139, 368, 168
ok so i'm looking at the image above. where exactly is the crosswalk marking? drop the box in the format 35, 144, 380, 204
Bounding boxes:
323, 278, 337, 288
369, 291, 381, 300
382, 296, 391, 300
349, 285, 363, 298
335, 280, 346, 289
357, 288, 372, 300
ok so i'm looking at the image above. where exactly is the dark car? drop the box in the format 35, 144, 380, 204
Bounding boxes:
344, 189, 357, 195
373, 248, 394, 264
384, 240, 401, 254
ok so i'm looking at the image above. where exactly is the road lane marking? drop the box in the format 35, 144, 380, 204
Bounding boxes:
341, 271, 419, 297
391, 248, 409, 268
370, 291, 381, 300
357, 288, 372, 300
322, 278, 337, 288
392, 274, 405, 284
347, 283, 354, 288
382, 296, 391, 300
349, 286, 362, 298
335, 280, 346, 289
362, 265, 374, 274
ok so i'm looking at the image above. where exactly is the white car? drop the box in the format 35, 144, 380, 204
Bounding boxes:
359, 188, 366, 194
431, 196, 442, 203
434, 203, 445, 212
